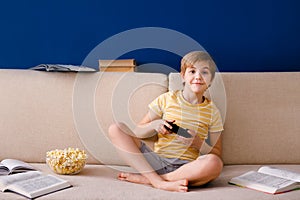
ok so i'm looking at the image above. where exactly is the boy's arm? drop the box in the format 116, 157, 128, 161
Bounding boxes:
200, 132, 222, 158
132, 110, 163, 139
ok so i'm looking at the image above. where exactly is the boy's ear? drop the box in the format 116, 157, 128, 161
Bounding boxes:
180, 73, 185, 84
180, 71, 185, 79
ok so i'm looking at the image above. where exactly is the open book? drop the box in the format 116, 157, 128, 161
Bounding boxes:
229, 166, 300, 194
30, 64, 97, 72
0, 171, 71, 199
0, 159, 35, 175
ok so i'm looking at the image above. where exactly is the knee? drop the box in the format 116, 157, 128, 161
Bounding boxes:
189, 154, 223, 186
108, 122, 124, 140
205, 154, 223, 177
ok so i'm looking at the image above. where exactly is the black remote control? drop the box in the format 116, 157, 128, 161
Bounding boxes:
164, 121, 179, 133
164, 121, 192, 138
176, 127, 192, 138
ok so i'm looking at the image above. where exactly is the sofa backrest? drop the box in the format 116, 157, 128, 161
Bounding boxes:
0, 70, 167, 165
1, 70, 299, 166
169, 72, 300, 164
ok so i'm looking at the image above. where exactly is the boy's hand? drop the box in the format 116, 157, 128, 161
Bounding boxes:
176, 130, 204, 149
156, 119, 175, 135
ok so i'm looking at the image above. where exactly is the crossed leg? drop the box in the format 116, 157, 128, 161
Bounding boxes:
108, 123, 188, 192
119, 154, 223, 187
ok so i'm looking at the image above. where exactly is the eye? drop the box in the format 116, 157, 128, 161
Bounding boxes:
201, 70, 210, 75
188, 69, 196, 74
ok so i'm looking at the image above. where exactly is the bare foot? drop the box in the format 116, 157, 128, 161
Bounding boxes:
118, 172, 150, 185
152, 179, 188, 192
118, 172, 188, 192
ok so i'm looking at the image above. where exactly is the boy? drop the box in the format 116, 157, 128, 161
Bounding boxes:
108, 51, 224, 192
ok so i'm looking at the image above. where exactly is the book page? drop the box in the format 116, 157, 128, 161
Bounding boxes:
0, 159, 35, 173
31, 64, 96, 72
258, 166, 300, 182
239, 171, 294, 189
12, 175, 67, 193
0, 163, 9, 175
58, 65, 96, 72
0, 171, 41, 190
10, 174, 71, 199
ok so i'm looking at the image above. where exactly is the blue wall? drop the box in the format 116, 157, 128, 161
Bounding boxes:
0, 0, 299, 72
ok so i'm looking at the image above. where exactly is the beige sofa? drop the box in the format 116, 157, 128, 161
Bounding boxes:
0, 69, 299, 199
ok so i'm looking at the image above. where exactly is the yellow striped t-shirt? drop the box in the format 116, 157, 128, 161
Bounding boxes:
149, 90, 224, 161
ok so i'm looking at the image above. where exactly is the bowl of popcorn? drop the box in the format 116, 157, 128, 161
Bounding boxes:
46, 148, 87, 175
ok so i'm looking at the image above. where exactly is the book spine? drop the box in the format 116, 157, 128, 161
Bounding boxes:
99, 67, 136, 72
98, 59, 136, 67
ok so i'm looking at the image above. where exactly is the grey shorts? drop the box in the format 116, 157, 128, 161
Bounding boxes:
140, 142, 189, 175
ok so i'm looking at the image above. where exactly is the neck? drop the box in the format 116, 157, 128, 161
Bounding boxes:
182, 90, 205, 104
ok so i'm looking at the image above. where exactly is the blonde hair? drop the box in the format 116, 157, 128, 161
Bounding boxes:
180, 51, 217, 80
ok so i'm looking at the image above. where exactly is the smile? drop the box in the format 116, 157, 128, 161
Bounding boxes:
192, 82, 205, 85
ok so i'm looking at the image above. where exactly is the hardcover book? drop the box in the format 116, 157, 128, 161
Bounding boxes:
30, 64, 97, 72
0, 159, 35, 175
229, 166, 300, 194
99, 59, 136, 72
0, 171, 71, 199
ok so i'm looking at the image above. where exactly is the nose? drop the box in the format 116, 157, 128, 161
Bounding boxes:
195, 73, 203, 80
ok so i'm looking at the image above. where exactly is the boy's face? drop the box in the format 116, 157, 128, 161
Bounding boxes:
181, 61, 212, 95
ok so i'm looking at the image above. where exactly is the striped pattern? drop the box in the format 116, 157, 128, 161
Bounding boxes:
149, 90, 223, 161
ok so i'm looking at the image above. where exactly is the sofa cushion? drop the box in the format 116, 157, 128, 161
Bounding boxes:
0, 70, 168, 165
1, 163, 298, 200
169, 72, 300, 165
221, 72, 300, 164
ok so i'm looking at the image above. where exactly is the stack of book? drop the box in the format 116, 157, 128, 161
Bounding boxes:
99, 59, 136, 72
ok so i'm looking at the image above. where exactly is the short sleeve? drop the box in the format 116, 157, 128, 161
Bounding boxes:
209, 105, 224, 132
148, 93, 167, 117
